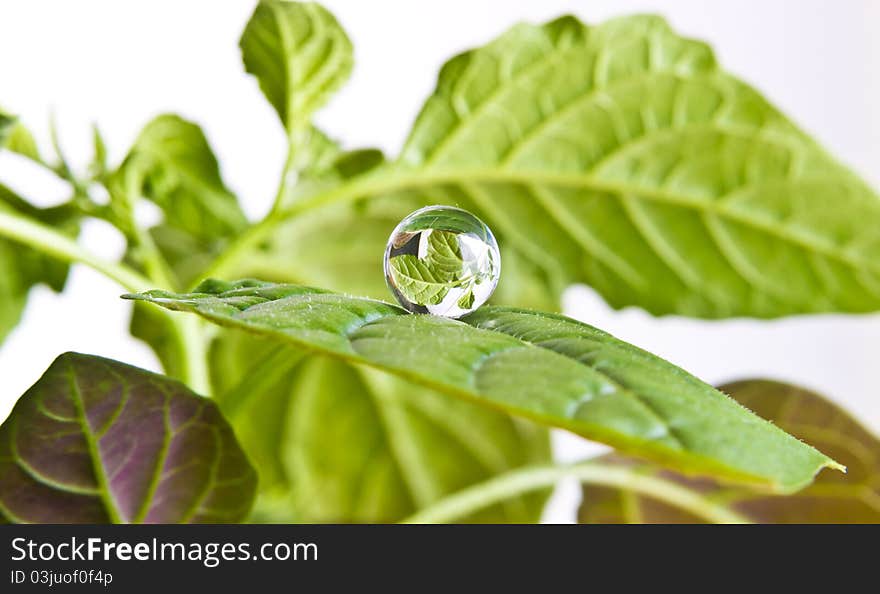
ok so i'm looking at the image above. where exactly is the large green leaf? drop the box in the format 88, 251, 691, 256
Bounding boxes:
0, 353, 256, 523
126, 280, 842, 492
579, 380, 880, 524
211, 330, 549, 523
240, 0, 353, 135
285, 14, 880, 318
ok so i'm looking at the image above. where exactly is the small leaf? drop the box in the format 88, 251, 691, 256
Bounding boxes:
114, 115, 249, 376
0, 353, 256, 523
0, 110, 40, 162
115, 114, 247, 254
579, 380, 880, 524
457, 288, 475, 310
240, 0, 353, 134
389, 230, 465, 305
0, 111, 14, 145
389, 229, 496, 308
125, 280, 841, 492
0, 184, 79, 345
211, 330, 550, 523
89, 123, 108, 180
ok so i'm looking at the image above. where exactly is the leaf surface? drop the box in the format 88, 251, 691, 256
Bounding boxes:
126, 280, 841, 491
286, 14, 880, 318
211, 331, 549, 523
0, 353, 256, 523
240, 0, 353, 134
115, 114, 247, 262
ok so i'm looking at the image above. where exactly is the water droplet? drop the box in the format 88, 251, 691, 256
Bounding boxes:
384, 205, 501, 318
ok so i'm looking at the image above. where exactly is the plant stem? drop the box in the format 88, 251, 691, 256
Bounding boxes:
173, 314, 211, 396
0, 209, 151, 291
269, 143, 298, 215
118, 173, 211, 394
191, 143, 298, 289
0, 209, 212, 394
401, 461, 751, 524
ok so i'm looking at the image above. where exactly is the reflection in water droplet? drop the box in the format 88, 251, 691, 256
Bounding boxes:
384, 205, 501, 318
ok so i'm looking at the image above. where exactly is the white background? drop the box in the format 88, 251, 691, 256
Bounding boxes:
0, 1, 877, 522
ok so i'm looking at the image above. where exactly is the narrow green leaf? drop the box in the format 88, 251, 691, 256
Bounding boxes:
240, 0, 353, 133
295, 14, 880, 318
211, 330, 550, 523
0, 353, 256, 523
89, 123, 108, 180
125, 280, 842, 492
579, 380, 880, 523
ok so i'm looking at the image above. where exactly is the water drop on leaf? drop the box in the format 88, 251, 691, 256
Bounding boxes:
384, 205, 501, 317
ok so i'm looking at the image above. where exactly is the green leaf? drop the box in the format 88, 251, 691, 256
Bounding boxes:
89, 123, 108, 180
0, 111, 40, 162
0, 184, 79, 344
0, 111, 13, 145
125, 280, 842, 492
211, 135, 550, 521
114, 115, 248, 376
0, 110, 78, 345
294, 14, 880, 318
0, 352, 256, 523
210, 330, 550, 522
240, 0, 353, 134
238, 150, 400, 297
579, 380, 880, 523
390, 230, 467, 306
115, 114, 248, 259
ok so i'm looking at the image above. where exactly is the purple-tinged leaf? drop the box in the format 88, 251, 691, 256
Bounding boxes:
0, 353, 256, 524
579, 380, 878, 524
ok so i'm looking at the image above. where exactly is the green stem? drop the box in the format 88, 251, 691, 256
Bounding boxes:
172, 315, 211, 396
401, 462, 751, 524
192, 143, 299, 289
0, 209, 151, 291
269, 143, 298, 215
0, 209, 212, 394
115, 171, 211, 393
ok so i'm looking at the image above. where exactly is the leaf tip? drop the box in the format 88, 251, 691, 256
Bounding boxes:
827, 460, 847, 474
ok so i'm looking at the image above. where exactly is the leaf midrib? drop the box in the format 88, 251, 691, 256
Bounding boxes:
67, 364, 124, 524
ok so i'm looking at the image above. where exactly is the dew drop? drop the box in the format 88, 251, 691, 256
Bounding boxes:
384, 205, 501, 318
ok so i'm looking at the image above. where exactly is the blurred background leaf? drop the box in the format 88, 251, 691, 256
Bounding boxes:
112, 113, 248, 288
0, 185, 79, 345
274, 13, 880, 319
211, 330, 550, 523
579, 380, 880, 523
0, 116, 79, 345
